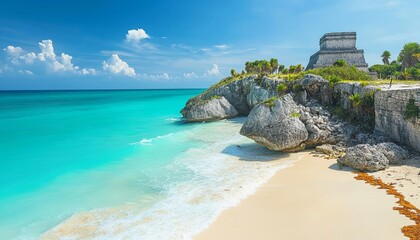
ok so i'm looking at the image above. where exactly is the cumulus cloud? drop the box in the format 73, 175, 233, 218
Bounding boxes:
37, 40, 56, 61
4, 46, 23, 57
81, 68, 96, 75
20, 52, 37, 64
2, 39, 96, 75
206, 64, 220, 76
126, 28, 150, 43
103, 54, 136, 77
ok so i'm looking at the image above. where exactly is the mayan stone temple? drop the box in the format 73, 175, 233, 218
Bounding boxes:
306, 32, 369, 72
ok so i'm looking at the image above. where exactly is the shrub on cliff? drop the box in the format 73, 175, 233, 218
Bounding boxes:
404, 98, 420, 120
333, 59, 347, 67
305, 65, 371, 81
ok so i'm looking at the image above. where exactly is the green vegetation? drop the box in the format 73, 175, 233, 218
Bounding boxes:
306, 65, 371, 81
270, 58, 279, 74
360, 81, 369, 87
404, 98, 419, 120
292, 83, 303, 92
206, 42, 420, 99
348, 90, 377, 129
262, 97, 277, 108
289, 112, 301, 118
210, 95, 222, 100
287, 64, 305, 74
230, 69, 238, 77
276, 83, 288, 95
370, 43, 420, 80
245, 59, 278, 75
398, 42, 420, 68
381, 50, 391, 65
341, 79, 420, 85
333, 59, 347, 67
349, 93, 361, 106
328, 75, 342, 87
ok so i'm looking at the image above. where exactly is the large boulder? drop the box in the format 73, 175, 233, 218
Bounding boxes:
181, 96, 238, 122
240, 94, 308, 152
301, 74, 328, 97
207, 80, 250, 114
337, 142, 409, 171
246, 85, 277, 109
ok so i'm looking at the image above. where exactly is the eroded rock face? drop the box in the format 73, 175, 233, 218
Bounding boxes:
207, 80, 250, 114
240, 94, 308, 152
247, 85, 277, 109
301, 74, 328, 97
181, 96, 238, 122
337, 142, 409, 171
181, 76, 286, 119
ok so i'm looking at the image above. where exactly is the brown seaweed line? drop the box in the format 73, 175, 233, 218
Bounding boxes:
354, 172, 420, 240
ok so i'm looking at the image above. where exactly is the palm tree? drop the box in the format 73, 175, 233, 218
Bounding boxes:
269, 58, 279, 74
381, 50, 391, 65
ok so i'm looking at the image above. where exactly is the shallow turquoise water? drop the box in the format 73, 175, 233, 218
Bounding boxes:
0, 89, 205, 238
0, 89, 291, 239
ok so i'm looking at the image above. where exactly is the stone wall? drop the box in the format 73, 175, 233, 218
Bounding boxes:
375, 87, 420, 151
309, 50, 369, 71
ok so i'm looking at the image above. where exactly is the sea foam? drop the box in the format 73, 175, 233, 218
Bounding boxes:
130, 133, 174, 145
42, 119, 296, 240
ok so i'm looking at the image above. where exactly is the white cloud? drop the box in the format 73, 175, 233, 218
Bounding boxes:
4, 46, 23, 57
126, 28, 150, 43
20, 52, 37, 64
51, 53, 78, 71
81, 68, 96, 75
3, 39, 83, 74
206, 64, 220, 76
18, 69, 33, 75
37, 40, 56, 61
141, 72, 172, 80
103, 54, 136, 77
183, 72, 199, 78
214, 45, 229, 50
161, 72, 170, 80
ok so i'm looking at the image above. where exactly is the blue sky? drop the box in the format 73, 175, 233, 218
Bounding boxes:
0, 0, 419, 90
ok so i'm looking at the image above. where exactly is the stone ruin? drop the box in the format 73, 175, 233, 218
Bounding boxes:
306, 32, 369, 72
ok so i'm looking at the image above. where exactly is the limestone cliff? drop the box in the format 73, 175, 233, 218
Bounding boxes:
181, 73, 420, 169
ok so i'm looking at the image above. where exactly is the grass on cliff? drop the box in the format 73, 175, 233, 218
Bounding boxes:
262, 97, 277, 108
341, 79, 420, 86
207, 73, 254, 92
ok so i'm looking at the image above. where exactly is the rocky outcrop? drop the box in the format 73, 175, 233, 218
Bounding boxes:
240, 94, 308, 152
181, 76, 285, 120
181, 96, 238, 122
375, 86, 420, 152
181, 73, 419, 172
246, 85, 277, 109
301, 74, 328, 97
337, 142, 409, 171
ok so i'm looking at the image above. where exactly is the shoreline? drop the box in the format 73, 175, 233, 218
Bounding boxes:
196, 151, 414, 240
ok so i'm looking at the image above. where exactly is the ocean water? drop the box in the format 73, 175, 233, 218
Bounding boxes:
0, 89, 293, 240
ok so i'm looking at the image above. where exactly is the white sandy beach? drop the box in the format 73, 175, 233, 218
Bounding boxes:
196, 151, 415, 240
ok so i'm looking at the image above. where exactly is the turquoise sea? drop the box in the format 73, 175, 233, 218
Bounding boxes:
0, 89, 291, 239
